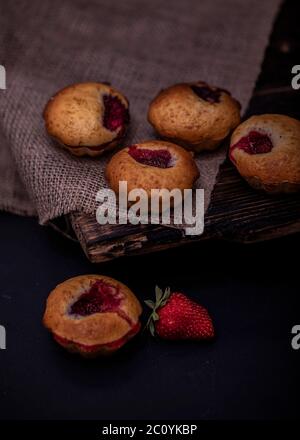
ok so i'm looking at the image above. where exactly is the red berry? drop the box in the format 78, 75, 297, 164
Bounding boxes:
145, 287, 214, 340
70, 280, 122, 317
191, 84, 224, 103
230, 130, 273, 163
128, 145, 173, 168
103, 95, 129, 132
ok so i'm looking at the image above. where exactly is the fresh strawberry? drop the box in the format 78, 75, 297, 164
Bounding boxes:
145, 287, 214, 340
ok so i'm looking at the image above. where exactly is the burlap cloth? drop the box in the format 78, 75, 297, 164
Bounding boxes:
0, 0, 281, 225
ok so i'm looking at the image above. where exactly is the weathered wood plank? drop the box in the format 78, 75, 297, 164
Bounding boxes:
70, 153, 300, 262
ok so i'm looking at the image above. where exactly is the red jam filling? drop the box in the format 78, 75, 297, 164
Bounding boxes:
128, 145, 173, 168
191, 83, 227, 103
229, 130, 273, 162
53, 322, 141, 353
103, 95, 129, 132
70, 280, 122, 317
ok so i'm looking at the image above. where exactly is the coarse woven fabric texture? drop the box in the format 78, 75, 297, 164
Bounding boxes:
0, 0, 281, 224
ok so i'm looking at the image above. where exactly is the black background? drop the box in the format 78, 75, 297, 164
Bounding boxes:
0, 213, 299, 419
0, 0, 300, 421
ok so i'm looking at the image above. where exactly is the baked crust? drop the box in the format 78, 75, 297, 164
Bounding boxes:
44, 82, 129, 157
43, 275, 142, 355
105, 140, 200, 196
230, 114, 300, 193
147, 82, 241, 152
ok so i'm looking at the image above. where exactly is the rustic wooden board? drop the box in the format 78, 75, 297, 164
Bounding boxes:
69, 0, 300, 263
70, 155, 300, 262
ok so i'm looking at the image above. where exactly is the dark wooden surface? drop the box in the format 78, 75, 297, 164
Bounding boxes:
70, 0, 300, 263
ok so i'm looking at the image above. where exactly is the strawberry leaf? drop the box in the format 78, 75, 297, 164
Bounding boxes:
152, 311, 159, 321
144, 300, 155, 309
149, 320, 155, 336
162, 287, 171, 302
144, 286, 172, 337
155, 286, 163, 303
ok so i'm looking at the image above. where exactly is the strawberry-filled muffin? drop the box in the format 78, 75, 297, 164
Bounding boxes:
229, 114, 300, 193
148, 81, 241, 152
43, 275, 142, 357
44, 82, 129, 157
105, 140, 199, 199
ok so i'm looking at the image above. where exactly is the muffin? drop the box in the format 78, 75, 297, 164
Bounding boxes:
229, 114, 300, 193
43, 275, 142, 357
44, 82, 129, 157
148, 81, 241, 152
105, 140, 199, 203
